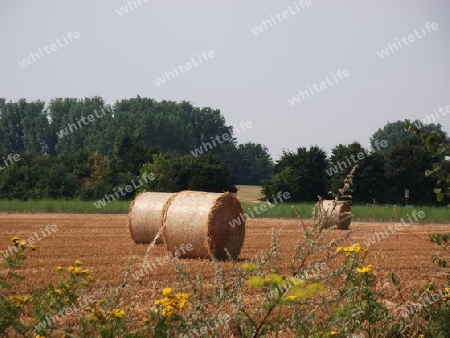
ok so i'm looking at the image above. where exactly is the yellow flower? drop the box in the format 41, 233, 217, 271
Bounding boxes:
36, 335, 46, 338
67, 266, 83, 275
162, 288, 172, 297
418, 335, 425, 338
29, 245, 36, 251
56, 266, 63, 271
19, 241, 27, 248
161, 305, 174, 317
444, 287, 450, 300
241, 262, 258, 272
74, 259, 83, 266
357, 264, 374, 274
54, 288, 63, 295
112, 308, 126, 318
247, 276, 265, 289
173, 293, 189, 309
87, 307, 107, 323
336, 247, 343, 252
285, 295, 297, 301
329, 331, 339, 336
265, 274, 286, 285
8, 295, 30, 306
143, 317, 150, 323
11, 236, 20, 244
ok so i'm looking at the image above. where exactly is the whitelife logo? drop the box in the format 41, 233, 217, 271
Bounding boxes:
153, 50, 215, 87
115, 0, 150, 16
288, 69, 350, 106
56, 105, 114, 139
18, 31, 81, 68
363, 210, 426, 247
0, 224, 58, 261
250, 0, 313, 35
325, 140, 388, 176
376, 22, 438, 59
190, 121, 253, 157
0, 153, 21, 172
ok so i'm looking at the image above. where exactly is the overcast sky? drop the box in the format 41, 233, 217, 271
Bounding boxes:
1, 0, 449, 160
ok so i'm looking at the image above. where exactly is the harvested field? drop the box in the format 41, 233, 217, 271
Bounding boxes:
1, 213, 449, 330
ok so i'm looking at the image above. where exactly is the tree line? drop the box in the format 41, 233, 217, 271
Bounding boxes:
0, 97, 447, 205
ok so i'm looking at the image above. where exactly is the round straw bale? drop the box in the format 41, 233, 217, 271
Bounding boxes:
128, 192, 178, 244
316, 200, 352, 230
163, 191, 245, 260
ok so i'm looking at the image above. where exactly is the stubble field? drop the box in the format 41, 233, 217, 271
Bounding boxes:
1, 213, 450, 331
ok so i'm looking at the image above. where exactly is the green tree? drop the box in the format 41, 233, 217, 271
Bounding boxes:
384, 135, 438, 205
263, 146, 328, 202
219, 142, 273, 185
371, 120, 444, 152
406, 119, 450, 205
140, 153, 237, 193
111, 129, 152, 178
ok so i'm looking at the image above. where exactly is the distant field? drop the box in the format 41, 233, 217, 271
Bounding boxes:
0, 186, 449, 223
0, 199, 130, 214
236, 185, 263, 202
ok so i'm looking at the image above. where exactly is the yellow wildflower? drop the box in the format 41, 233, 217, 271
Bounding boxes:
8, 295, 30, 306
29, 245, 36, 251
11, 236, 20, 244
161, 305, 174, 317
444, 287, 450, 300
285, 295, 297, 301
74, 259, 83, 266
247, 276, 265, 289
154, 289, 189, 318
36, 335, 46, 338
67, 266, 83, 275
54, 288, 63, 295
173, 293, 189, 309
86, 307, 107, 323
143, 317, 150, 323
418, 335, 425, 338
265, 274, 286, 285
162, 288, 172, 297
19, 241, 27, 248
112, 308, 126, 318
336, 247, 343, 252
329, 331, 339, 336
241, 262, 258, 272
357, 264, 374, 274
56, 266, 63, 271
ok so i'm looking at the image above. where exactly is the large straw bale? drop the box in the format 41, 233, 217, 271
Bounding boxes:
163, 191, 245, 260
316, 200, 352, 230
128, 192, 177, 244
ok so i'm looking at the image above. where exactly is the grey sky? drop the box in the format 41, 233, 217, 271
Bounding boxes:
1, 0, 449, 160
